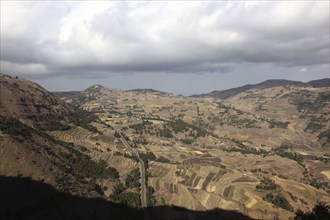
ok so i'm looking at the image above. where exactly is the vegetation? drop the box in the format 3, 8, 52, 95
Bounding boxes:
217, 103, 230, 109
35, 114, 71, 131
139, 152, 156, 163
28, 106, 100, 133
295, 202, 330, 220
110, 183, 141, 208
268, 119, 290, 129
129, 121, 153, 134
132, 137, 148, 146
304, 118, 324, 132
71, 94, 97, 106
67, 156, 119, 180
226, 115, 260, 128
146, 186, 156, 206
139, 151, 171, 164
256, 177, 279, 191
123, 152, 139, 162
288, 191, 298, 202
158, 127, 174, 138
318, 130, 330, 148
224, 139, 268, 156
256, 177, 294, 211
264, 193, 294, 211
114, 131, 121, 138
293, 91, 329, 113
181, 138, 193, 145
273, 145, 303, 165
0, 116, 32, 138
110, 171, 142, 208
167, 119, 189, 133
155, 156, 171, 163
66, 108, 100, 133
125, 168, 140, 189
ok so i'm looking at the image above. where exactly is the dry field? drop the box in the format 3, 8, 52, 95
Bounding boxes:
64, 84, 330, 219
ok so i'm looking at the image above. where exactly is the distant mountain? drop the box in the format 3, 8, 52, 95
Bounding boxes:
307, 78, 330, 88
128, 88, 168, 95
83, 84, 105, 93
192, 78, 329, 99
53, 85, 105, 99
53, 91, 81, 98
53, 84, 108, 107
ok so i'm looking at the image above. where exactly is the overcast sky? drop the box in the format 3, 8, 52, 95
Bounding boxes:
1, 1, 329, 95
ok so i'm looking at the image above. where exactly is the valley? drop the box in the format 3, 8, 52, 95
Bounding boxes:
1, 73, 329, 219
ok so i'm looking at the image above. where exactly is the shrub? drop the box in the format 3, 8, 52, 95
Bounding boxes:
295, 202, 330, 220
125, 168, 140, 189
256, 177, 279, 191
0, 116, 32, 138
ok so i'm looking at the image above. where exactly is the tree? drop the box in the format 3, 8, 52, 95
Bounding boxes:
295, 202, 330, 220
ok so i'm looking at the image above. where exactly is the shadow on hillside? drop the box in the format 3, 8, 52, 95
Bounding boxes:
0, 176, 252, 220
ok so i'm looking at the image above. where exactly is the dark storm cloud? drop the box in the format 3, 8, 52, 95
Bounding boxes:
0, 1, 329, 80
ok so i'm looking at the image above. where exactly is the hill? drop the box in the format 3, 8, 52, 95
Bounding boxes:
0, 73, 120, 199
192, 78, 329, 99
0, 74, 71, 119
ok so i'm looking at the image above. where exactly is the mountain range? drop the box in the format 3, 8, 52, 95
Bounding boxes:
192, 78, 329, 99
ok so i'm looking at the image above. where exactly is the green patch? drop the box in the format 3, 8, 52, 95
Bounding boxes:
263, 193, 294, 212
0, 116, 32, 138
256, 177, 279, 191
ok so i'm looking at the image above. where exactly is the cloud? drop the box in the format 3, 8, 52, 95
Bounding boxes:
0, 1, 329, 79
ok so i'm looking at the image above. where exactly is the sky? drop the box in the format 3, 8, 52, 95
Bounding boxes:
1, 1, 329, 95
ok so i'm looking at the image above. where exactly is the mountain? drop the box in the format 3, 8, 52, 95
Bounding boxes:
83, 84, 105, 93
53, 84, 112, 107
307, 78, 330, 88
192, 78, 329, 99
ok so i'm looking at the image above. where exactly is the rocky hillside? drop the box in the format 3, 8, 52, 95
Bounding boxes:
0, 73, 71, 119
0, 73, 119, 199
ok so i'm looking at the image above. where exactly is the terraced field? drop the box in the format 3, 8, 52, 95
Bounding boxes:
60, 82, 330, 219
148, 161, 291, 219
